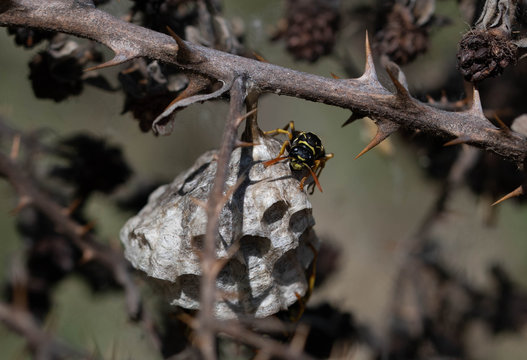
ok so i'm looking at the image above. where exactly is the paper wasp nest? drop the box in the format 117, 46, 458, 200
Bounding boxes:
120, 133, 318, 319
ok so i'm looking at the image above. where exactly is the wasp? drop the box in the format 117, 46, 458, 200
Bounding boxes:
263, 121, 333, 193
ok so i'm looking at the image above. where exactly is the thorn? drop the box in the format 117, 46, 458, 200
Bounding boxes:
252, 51, 268, 63
425, 94, 435, 104
166, 26, 204, 64
443, 135, 473, 146
84, 52, 135, 72
234, 139, 258, 148
218, 174, 248, 210
9, 196, 32, 215
177, 312, 196, 328
384, 59, 411, 100
211, 240, 241, 277
341, 112, 364, 127
493, 113, 511, 134
468, 86, 486, 118
153, 78, 233, 135
61, 198, 83, 216
492, 186, 524, 206
355, 120, 399, 159
80, 248, 96, 264
358, 30, 378, 83
330, 72, 340, 79
189, 196, 207, 209
234, 108, 258, 128
10, 134, 21, 160
77, 221, 96, 237
440, 90, 448, 104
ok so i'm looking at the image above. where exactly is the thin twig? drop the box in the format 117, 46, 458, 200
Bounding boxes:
0, 301, 89, 360
213, 320, 316, 360
0, 151, 142, 320
197, 76, 247, 360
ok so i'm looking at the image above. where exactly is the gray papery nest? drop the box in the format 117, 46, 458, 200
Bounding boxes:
120, 132, 319, 319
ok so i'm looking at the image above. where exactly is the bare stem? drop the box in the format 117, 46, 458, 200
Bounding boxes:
0, 151, 142, 319
197, 76, 246, 360
0, 301, 89, 360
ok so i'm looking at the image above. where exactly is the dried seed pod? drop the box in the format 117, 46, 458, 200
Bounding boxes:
7, 27, 55, 48
119, 59, 188, 132
273, 0, 340, 62
374, 2, 430, 65
457, 28, 517, 82
120, 133, 319, 319
28, 35, 108, 102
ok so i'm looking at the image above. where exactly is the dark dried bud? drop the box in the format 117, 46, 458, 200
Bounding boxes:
457, 28, 518, 82
130, 0, 199, 35
51, 134, 132, 197
29, 51, 84, 102
119, 59, 188, 132
7, 27, 55, 48
374, 3, 429, 65
28, 37, 106, 102
273, 0, 340, 62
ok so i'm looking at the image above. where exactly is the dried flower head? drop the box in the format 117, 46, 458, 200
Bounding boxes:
457, 28, 518, 82
374, 2, 430, 65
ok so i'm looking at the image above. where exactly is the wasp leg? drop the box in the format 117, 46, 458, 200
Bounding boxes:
264, 128, 291, 137
263, 139, 291, 167
307, 153, 334, 194
285, 120, 295, 134
264, 121, 295, 140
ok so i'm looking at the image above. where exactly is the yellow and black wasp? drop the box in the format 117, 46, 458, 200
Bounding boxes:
263, 121, 333, 193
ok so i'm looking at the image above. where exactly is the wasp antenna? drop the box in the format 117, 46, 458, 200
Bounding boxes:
492, 185, 524, 206
307, 164, 323, 192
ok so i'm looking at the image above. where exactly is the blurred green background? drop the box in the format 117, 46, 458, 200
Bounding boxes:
2, 0, 527, 359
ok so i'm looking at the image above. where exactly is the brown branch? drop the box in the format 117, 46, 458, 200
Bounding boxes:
213, 320, 316, 360
1, 0, 526, 162
197, 76, 247, 359
0, 150, 142, 320
180, 313, 316, 360
0, 301, 89, 360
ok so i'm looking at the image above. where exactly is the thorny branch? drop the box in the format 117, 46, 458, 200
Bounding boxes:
0, 301, 89, 360
3, 0, 527, 359
1, 0, 527, 163
385, 144, 484, 358
0, 151, 142, 320
197, 76, 246, 359
212, 319, 315, 360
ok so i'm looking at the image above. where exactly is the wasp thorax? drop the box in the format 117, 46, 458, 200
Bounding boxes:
120, 133, 319, 319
